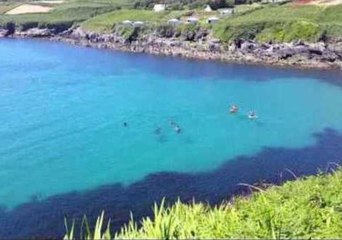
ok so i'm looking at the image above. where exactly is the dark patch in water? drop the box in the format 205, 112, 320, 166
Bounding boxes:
3, 39, 342, 88
110, 51, 342, 88
0, 128, 341, 239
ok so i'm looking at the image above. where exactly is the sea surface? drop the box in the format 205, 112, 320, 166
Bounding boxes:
0, 39, 342, 238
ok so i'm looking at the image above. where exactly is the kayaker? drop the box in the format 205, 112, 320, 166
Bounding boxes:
248, 111, 258, 119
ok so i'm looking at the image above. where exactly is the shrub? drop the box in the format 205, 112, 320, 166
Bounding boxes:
45, 21, 74, 33
64, 168, 342, 239
256, 21, 322, 42
156, 23, 176, 38
20, 21, 39, 31
209, 0, 228, 10
214, 21, 266, 42
4, 21, 15, 35
116, 25, 148, 42
180, 23, 201, 41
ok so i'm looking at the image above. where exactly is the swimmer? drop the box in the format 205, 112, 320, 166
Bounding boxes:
169, 120, 176, 127
248, 111, 258, 119
174, 125, 181, 134
230, 104, 239, 113
154, 127, 162, 135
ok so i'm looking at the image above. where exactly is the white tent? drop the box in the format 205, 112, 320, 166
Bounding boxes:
204, 5, 213, 12
207, 16, 219, 24
153, 4, 166, 12
218, 8, 234, 15
133, 21, 144, 27
187, 17, 199, 24
167, 18, 181, 25
122, 20, 133, 26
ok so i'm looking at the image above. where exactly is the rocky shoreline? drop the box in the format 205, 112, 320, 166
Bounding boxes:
1, 26, 342, 70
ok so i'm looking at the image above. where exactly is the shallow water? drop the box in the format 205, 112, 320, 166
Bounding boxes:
0, 39, 342, 237
1, 39, 342, 208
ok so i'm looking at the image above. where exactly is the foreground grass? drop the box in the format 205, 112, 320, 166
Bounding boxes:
65, 168, 342, 239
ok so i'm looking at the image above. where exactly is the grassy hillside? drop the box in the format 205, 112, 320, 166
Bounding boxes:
0, 0, 133, 30
0, 2, 18, 14
1, 1, 342, 42
214, 4, 342, 42
81, 9, 186, 33
65, 168, 342, 239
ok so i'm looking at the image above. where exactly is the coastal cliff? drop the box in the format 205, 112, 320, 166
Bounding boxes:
1, 26, 342, 69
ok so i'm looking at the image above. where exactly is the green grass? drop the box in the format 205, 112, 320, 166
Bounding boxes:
214, 4, 342, 42
65, 168, 342, 239
233, 2, 263, 14
1, 1, 342, 42
81, 9, 186, 33
0, 0, 133, 30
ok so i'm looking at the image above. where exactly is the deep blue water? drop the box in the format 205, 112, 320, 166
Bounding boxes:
0, 39, 342, 238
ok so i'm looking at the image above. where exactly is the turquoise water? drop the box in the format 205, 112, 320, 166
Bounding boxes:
1, 39, 342, 209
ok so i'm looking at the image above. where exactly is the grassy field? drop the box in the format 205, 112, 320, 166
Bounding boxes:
1, 1, 342, 42
0, 2, 19, 14
64, 168, 342, 239
81, 9, 187, 33
0, 0, 134, 30
214, 4, 342, 42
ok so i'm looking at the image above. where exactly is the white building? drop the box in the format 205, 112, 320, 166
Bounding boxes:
167, 18, 181, 26
122, 20, 133, 26
204, 5, 213, 12
153, 4, 166, 12
218, 8, 234, 15
262, 0, 287, 3
186, 17, 199, 24
133, 21, 144, 27
207, 16, 219, 24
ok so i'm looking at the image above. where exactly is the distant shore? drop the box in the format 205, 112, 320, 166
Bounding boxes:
1, 26, 342, 70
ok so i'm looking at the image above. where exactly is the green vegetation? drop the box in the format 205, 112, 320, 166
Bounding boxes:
131, 0, 230, 10
64, 168, 342, 239
81, 9, 185, 33
233, 2, 262, 14
1, 1, 342, 42
0, 0, 133, 30
0, 2, 17, 14
214, 4, 342, 42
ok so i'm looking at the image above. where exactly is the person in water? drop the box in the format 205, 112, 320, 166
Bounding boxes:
174, 125, 181, 134
169, 120, 176, 127
123, 122, 128, 127
230, 104, 239, 113
154, 127, 162, 135
248, 111, 257, 119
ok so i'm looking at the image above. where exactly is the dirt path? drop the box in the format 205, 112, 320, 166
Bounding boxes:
5, 4, 53, 15
311, 0, 342, 5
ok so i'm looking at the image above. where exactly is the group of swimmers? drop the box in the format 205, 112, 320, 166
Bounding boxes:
123, 120, 182, 134
169, 120, 182, 133
230, 104, 258, 119
122, 104, 255, 133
